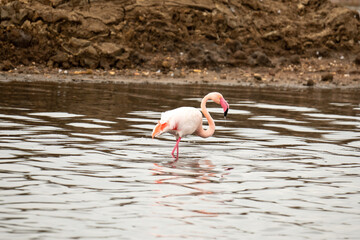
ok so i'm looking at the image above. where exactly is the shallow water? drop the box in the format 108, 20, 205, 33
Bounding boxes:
0, 81, 359, 240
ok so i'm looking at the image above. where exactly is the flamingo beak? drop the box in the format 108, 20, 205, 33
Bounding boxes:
152, 121, 168, 138
220, 97, 229, 117
152, 122, 162, 139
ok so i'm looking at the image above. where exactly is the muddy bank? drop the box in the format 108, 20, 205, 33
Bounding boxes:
1, 0, 360, 72
1, 56, 359, 89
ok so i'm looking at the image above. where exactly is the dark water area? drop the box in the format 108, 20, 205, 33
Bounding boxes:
0, 81, 359, 239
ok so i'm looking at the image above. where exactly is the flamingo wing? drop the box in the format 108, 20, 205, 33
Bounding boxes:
152, 107, 202, 138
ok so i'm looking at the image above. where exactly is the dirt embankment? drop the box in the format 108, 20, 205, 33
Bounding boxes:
0, 0, 360, 87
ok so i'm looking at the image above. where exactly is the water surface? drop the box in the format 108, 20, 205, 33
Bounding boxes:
0, 81, 359, 239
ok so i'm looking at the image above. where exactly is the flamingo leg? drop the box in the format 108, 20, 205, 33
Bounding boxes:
171, 137, 181, 159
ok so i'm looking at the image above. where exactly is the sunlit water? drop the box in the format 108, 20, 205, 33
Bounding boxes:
0, 81, 359, 240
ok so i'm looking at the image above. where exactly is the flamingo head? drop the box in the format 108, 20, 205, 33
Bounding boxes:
220, 97, 229, 117
152, 121, 168, 139
212, 92, 229, 117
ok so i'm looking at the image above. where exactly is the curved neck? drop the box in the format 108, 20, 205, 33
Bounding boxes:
196, 94, 215, 138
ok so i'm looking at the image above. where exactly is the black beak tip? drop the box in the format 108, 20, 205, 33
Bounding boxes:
224, 108, 228, 117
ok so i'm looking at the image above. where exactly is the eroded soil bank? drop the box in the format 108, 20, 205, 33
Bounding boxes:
0, 0, 360, 87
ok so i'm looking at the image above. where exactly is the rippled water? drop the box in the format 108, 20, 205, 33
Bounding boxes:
0, 81, 359, 239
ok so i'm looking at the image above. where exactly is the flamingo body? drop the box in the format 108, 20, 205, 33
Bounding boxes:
152, 92, 229, 159
156, 107, 202, 138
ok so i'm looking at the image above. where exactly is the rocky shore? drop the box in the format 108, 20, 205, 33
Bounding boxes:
0, 0, 360, 87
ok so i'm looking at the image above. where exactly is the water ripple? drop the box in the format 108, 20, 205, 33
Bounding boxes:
0, 83, 359, 240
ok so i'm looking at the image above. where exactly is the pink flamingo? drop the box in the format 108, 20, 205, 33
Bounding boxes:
152, 92, 229, 159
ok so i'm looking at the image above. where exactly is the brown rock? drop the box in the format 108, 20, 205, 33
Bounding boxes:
0, 6, 11, 20
143, 42, 153, 52
263, 30, 281, 41
99, 57, 111, 70
0, 60, 14, 71
248, 51, 273, 67
354, 54, 360, 65
321, 73, 333, 82
162, 60, 171, 69
77, 46, 99, 69
50, 51, 69, 64
289, 55, 301, 65
6, 28, 32, 48
306, 79, 315, 86
225, 39, 242, 53
253, 73, 262, 81
69, 37, 91, 48
233, 50, 246, 60
82, 58, 99, 69
277, 57, 288, 66
96, 42, 124, 56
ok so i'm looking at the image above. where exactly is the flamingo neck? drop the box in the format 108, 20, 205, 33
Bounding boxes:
197, 93, 216, 138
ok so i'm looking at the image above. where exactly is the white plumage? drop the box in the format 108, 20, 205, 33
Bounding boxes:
159, 107, 202, 138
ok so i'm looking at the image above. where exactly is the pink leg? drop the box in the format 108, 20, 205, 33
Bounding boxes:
171, 137, 181, 159
176, 140, 179, 159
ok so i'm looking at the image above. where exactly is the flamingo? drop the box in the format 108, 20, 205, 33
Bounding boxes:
152, 92, 229, 159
